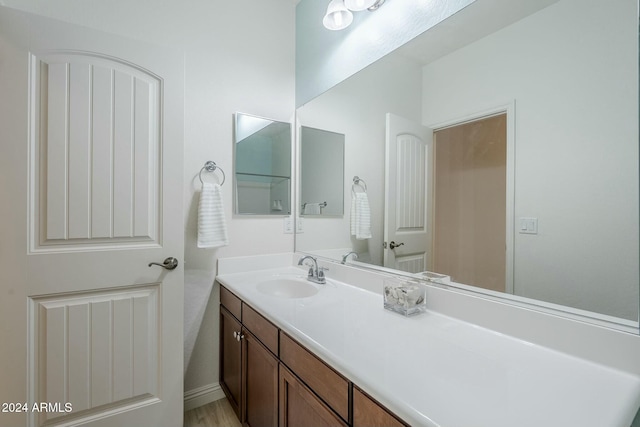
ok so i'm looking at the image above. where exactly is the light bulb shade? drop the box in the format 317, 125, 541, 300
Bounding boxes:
323, 0, 353, 30
344, 0, 377, 11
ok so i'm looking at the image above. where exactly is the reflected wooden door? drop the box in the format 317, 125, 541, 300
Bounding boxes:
433, 113, 507, 292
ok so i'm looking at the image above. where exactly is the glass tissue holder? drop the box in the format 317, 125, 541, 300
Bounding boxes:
383, 278, 426, 316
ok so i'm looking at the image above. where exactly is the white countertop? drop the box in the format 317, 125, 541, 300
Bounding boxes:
216, 263, 640, 427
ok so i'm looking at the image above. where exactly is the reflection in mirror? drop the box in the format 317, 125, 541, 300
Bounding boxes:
300, 126, 345, 216
295, 0, 639, 328
234, 113, 292, 215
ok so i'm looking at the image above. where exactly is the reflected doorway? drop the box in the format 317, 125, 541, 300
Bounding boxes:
432, 113, 507, 292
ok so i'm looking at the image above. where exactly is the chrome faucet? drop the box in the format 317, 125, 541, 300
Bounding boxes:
297, 255, 327, 284
341, 251, 358, 264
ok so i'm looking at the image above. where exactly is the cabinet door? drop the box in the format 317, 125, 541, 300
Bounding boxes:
353, 387, 407, 427
220, 306, 243, 421
242, 329, 278, 427
279, 365, 348, 427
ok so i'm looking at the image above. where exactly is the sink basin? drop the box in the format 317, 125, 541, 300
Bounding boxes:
256, 278, 319, 298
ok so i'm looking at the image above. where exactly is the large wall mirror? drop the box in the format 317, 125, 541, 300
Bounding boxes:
295, 0, 639, 330
234, 112, 292, 215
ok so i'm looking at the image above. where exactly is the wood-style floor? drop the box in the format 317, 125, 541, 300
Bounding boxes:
184, 398, 241, 427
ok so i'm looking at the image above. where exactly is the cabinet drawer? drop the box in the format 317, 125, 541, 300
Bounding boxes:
242, 303, 279, 356
279, 332, 349, 421
353, 386, 407, 427
220, 285, 242, 320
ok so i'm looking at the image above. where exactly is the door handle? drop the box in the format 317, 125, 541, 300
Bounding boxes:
389, 241, 405, 250
148, 257, 179, 270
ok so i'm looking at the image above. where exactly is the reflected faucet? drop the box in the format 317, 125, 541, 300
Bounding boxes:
297, 255, 327, 284
341, 251, 358, 264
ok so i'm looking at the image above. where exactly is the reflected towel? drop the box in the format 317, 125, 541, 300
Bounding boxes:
304, 202, 321, 215
350, 192, 371, 240
197, 182, 229, 248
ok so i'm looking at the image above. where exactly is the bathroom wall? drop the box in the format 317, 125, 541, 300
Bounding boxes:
295, 0, 474, 106
421, 0, 639, 319
2, 0, 296, 396
296, 53, 423, 265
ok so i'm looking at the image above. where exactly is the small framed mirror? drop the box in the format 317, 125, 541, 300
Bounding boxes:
234, 113, 292, 215
299, 126, 345, 216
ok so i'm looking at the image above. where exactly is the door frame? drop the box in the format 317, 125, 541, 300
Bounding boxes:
428, 101, 516, 294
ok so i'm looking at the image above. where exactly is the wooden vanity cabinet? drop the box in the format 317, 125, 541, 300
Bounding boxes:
219, 284, 408, 427
280, 365, 348, 427
279, 332, 349, 422
353, 386, 408, 427
242, 329, 278, 427
221, 284, 242, 319
220, 305, 243, 420
220, 285, 279, 427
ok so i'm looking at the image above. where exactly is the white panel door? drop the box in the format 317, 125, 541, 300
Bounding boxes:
384, 113, 433, 273
0, 8, 184, 427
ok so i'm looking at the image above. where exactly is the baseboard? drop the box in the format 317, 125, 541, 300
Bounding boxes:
184, 382, 226, 411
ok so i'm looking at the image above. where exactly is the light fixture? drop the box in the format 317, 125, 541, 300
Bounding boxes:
323, 0, 386, 31
365, 0, 385, 11
344, 0, 377, 11
323, 0, 353, 31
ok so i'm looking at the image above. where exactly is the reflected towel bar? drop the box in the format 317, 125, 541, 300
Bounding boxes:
352, 176, 367, 192
302, 201, 328, 209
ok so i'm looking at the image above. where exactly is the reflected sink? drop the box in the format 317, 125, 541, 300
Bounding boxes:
256, 278, 319, 298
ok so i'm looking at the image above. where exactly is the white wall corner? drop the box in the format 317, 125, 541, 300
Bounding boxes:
184, 383, 226, 412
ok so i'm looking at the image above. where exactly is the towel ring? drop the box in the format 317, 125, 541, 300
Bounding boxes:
199, 161, 226, 186
352, 176, 367, 192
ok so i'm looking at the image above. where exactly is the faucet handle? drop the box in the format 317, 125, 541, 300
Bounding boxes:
318, 266, 329, 278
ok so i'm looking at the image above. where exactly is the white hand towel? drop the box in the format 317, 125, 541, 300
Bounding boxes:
304, 202, 321, 215
351, 192, 372, 240
350, 195, 357, 236
197, 182, 229, 248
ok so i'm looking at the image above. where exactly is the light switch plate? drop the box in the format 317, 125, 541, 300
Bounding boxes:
519, 217, 538, 234
283, 216, 293, 234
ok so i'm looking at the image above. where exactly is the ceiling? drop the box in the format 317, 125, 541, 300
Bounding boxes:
396, 0, 558, 65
